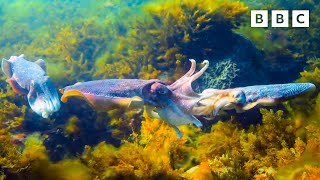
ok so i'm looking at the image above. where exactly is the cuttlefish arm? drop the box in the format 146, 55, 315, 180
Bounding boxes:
169, 59, 209, 96
27, 78, 61, 118
167, 59, 210, 113
141, 60, 209, 138
194, 83, 316, 117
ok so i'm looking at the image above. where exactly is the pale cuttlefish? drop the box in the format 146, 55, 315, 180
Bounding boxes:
1, 54, 60, 118
60, 60, 315, 138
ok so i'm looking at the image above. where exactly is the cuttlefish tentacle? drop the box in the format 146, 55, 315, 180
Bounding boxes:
191, 89, 226, 116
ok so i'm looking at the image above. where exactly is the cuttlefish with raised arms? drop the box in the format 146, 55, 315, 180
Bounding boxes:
1, 54, 60, 118
60, 59, 316, 138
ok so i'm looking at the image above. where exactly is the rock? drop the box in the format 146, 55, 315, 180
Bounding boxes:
198, 31, 304, 90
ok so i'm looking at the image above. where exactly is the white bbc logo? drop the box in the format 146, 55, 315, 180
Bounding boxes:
251, 10, 309, 28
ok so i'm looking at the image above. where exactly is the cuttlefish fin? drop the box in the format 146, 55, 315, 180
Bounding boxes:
127, 96, 144, 109
1, 59, 13, 77
35, 59, 46, 72
60, 89, 86, 103
6, 78, 28, 95
242, 98, 277, 111
111, 96, 143, 109
234, 105, 245, 113
242, 101, 259, 111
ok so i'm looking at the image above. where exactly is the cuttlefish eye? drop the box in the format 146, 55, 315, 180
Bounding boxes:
157, 86, 169, 95
150, 82, 171, 96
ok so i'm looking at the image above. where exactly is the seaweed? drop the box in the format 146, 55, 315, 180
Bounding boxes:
91, 0, 248, 81
80, 113, 191, 179
238, 0, 320, 64
0, 87, 26, 130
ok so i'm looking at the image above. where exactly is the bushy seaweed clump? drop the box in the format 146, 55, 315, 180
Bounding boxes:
78, 102, 320, 179
81, 113, 190, 179
0, 87, 26, 130
1, 97, 316, 179
238, 0, 320, 62
0, 132, 92, 179
0, 85, 92, 179
0, 0, 140, 86
94, 0, 247, 81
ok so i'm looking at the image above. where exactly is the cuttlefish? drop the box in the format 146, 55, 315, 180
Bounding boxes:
60, 60, 315, 138
1, 54, 60, 118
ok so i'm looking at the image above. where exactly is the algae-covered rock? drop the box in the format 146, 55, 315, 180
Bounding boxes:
199, 32, 269, 89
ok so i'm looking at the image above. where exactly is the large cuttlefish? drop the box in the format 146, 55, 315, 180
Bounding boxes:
60, 60, 315, 138
1, 54, 61, 118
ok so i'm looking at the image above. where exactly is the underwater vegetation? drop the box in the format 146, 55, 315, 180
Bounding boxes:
91, 0, 254, 94
0, 0, 319, 179
238, 0, 320, 64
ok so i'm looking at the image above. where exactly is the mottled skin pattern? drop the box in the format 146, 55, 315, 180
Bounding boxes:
195, 83, 316, 117
1, 54, 60, 118
61, 59, 316, 138
61, 79, 163, 110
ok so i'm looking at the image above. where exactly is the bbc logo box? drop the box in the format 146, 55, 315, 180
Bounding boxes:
251, 10, 309, 27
